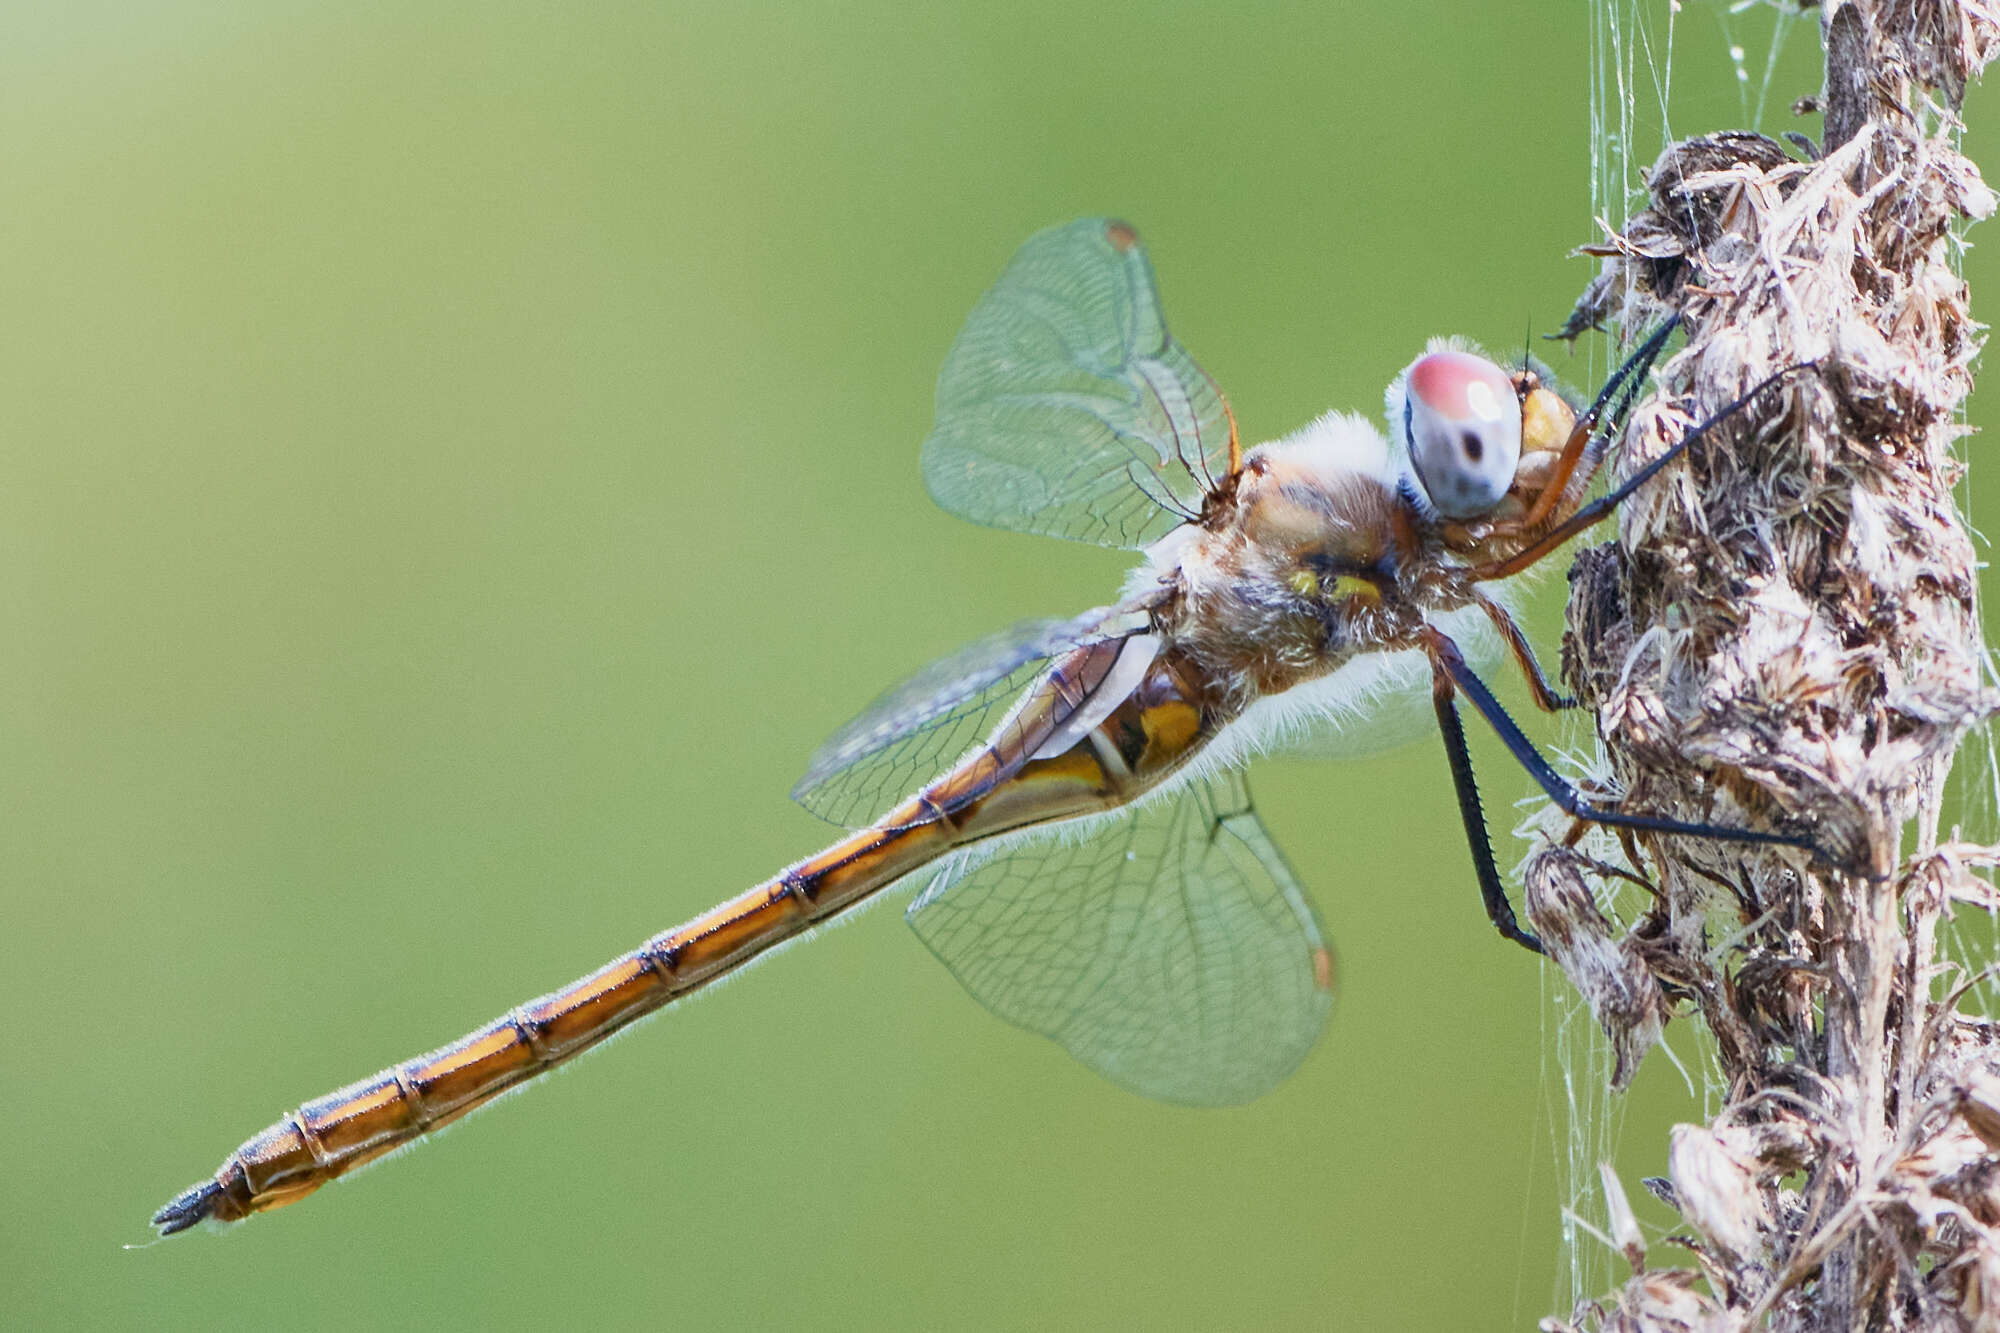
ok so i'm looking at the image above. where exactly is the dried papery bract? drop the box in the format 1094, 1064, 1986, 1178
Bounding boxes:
1544, 1, 2000, 1327
1601, 1161, 1649, 1274
1669, 1123, 1775, 1267
1526, 846, 1667, 1088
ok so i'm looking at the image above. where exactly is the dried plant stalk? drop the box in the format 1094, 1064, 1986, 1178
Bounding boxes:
1538, 2, 2000, 1329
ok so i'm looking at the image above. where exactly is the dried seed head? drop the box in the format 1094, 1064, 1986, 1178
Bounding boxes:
1668, 1124, 1770, 1263
1612, 1271, 1726, 1333
1547, 1, 2000, 1324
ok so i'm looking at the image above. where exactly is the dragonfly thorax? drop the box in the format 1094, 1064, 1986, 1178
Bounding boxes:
1150, 412, 1443, 703
1232, 411, 1403, 559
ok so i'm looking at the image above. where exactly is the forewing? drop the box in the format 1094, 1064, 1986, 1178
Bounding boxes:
921, 218, 1231, 549
793, 608, 1135, 828
908, 771, 1334, 1107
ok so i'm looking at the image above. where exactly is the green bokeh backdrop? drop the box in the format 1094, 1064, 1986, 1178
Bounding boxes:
5, 4, 1994, 1329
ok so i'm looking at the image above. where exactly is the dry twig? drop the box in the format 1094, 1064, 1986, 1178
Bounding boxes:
1539, 2, 2000, 1329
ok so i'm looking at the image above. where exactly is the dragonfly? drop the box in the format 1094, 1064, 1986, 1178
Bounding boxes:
152, 217, 1815, 1235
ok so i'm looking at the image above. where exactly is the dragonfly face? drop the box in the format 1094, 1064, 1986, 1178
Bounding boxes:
152, 217, 1819, 1237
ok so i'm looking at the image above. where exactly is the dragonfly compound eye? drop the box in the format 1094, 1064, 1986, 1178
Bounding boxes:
1401, 350, 1523, 520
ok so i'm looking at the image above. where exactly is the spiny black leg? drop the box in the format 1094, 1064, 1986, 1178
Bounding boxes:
1430, 631, 1819, 859
1431, 670, 1545, 954
1560, 361, 1814, 543
1472, 358, 1816, 585
1511, 318, 1681, 536
1578, 314, 1682, 433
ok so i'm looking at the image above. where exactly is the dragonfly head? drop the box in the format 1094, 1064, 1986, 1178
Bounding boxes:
1389, 346, 1523, 520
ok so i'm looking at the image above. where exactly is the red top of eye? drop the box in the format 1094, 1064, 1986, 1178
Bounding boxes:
1408, 351, 1512, 424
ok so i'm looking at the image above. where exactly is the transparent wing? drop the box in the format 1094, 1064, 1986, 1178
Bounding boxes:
921, 218, 1232, 549
793, 607, 1137, 828
908, 771, 1334, 1107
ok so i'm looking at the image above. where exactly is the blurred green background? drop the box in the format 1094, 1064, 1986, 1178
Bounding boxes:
5, 3, 1994, 1329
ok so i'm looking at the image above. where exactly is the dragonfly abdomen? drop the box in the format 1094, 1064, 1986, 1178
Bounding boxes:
150, 649, 1219, 1235
150, 814, 962, 1233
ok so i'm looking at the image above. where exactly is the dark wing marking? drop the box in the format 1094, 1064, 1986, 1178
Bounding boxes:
921, 218, 1232, 549
908, 770, 1334, 1106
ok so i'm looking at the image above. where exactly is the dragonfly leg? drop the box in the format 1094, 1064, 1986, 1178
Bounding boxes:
1468, 357, 1816, 585
1428, 650, 1545, 954
1513, 316, 1683, 533
1472, 590, 1575, 712
1423, 627, 1820, 861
